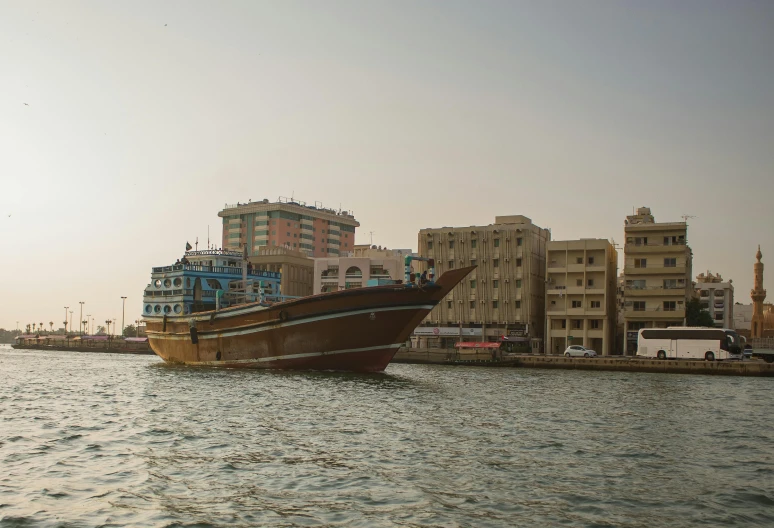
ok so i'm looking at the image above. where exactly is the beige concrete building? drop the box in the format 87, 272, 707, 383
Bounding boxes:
623, 207, 693, 355
313, 245, 410, 294
219, 197, 359, 258
695, 271, 734, 329
415, 215, 550, 350
247, 246, 314, 298
545, 239, 618, 355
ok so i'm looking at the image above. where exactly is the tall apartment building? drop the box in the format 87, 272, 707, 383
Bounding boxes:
313, 245, 411, 294
218, 197, 359, 258
623, 207, 693, 355
545, 239, 618, 355
414, 215, 550, 349
695, 271, 734, 329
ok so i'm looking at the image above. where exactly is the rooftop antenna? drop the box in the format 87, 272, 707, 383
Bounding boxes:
681, 214, 696, 223
195, 237, 199, 251
369, 231, 375, 245
207, 225, 210, 249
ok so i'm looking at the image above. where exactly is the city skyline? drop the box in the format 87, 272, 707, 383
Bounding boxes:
2, 1, 773, 329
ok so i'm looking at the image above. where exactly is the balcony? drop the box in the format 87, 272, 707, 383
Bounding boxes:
321, 275, 339, 282
625, 266, 686, 276
624, 243, 686, 254
626, 309, 686, 320
625, 286, 687, 297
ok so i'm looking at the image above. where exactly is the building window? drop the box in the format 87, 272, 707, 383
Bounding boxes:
590, 301, 601, 308
493, 259, 499, 268
515, 300, 521, 308
448, 260, 454, 269
271, 231, 276, 235
470, 301, 475, 309
286, 232, 290, 237
590, 320, 601, 329
664, 258, 677, 267
516, 238, 522, 246
700, 302, 710, 310
634, 258, 647, 268
471, 239, 477, 249
576, 279, 583, 286
572, 300, 582, 308
561, 319, 566, 329
664, 301, 677, 312
427, 241, 433, 250
587, 279, 594, 287
576, 257, 583, 264
633, 301, 646, 311
494, 239, 500, 247
714, 312, 724, 321
449, 240, 455, 249
287, 222, 290, 227
470, 280, 476, 289
470, 259, 477, 266
516, 280, 522, 288
492, 300, 498, 309
447, 300, 452, 309
664, 279, 678, 289
572, 320, 582, 329
516, 258, 522, 267
700, 290, 710, 297
493, 280, 499, 288
588, 256, 595, 265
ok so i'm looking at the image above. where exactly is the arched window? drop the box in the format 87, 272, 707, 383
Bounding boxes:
345, 266, 362, 277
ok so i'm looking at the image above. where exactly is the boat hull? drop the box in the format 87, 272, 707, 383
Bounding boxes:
145, 267, 474, 372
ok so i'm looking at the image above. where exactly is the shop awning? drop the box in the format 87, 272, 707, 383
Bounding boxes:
455, 341, 501, 349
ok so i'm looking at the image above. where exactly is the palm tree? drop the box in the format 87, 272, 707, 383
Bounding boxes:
49, 322, 54, 332
32, 323, 36, 333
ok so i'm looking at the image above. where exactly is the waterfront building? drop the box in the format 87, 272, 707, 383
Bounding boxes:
313, 245, 411, 294
545, 239, 618, 355
248, 246, 315, 298
695, 271, 734, 329
218, 197, 359, 258
622, 207, 693, 355
414, 215, 550, 350
751, 246, 768, 338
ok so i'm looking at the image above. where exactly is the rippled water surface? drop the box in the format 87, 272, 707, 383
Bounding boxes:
2, 345, 774, 527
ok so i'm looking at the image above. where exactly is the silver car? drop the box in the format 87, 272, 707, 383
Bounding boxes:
564, 345, 597, 358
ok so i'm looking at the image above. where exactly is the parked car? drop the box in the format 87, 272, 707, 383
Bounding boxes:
564, 345, 597, 358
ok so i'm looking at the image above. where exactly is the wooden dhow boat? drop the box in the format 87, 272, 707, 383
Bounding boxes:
143, 249, 473, 371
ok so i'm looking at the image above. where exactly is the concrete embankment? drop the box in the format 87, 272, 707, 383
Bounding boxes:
11, 344, 155, 355
394, 349, 774, 377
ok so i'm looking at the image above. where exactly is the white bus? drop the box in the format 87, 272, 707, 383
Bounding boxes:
636, 327, 743, 361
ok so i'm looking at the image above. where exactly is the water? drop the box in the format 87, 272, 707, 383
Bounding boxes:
1, 345, 773, 527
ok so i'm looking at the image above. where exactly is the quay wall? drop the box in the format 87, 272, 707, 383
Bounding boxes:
11, 344, 155, 356
395, 349, 774, 377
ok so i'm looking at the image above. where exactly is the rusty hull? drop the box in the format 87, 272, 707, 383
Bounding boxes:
145, 266, 474, 372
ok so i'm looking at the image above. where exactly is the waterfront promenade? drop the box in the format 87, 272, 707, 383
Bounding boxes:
395, 349, 774, 376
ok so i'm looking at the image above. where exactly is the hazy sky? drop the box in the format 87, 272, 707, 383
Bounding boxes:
1, 0, 773, 331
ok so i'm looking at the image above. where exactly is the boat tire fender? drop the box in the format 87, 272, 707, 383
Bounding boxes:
162, 314, 167, 332
189, 319, 198, 345
279, 311, 289, 322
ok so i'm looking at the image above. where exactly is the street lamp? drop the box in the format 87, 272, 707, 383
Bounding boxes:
86, 315, 91, 336
106, 319, 111, 336
64, 307, 69, 335
121, 296, 127, 337
69, 311, 73, 335
79, 302, 85, 336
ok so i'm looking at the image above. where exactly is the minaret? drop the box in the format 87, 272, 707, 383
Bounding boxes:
751, 246, 766, 338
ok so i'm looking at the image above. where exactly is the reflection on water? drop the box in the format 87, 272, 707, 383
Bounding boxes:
1, 348, 773, 527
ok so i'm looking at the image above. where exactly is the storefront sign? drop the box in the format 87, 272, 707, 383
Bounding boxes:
413, 327, 482, 337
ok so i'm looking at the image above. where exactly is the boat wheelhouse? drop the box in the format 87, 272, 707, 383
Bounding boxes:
143, 249, 284, 317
